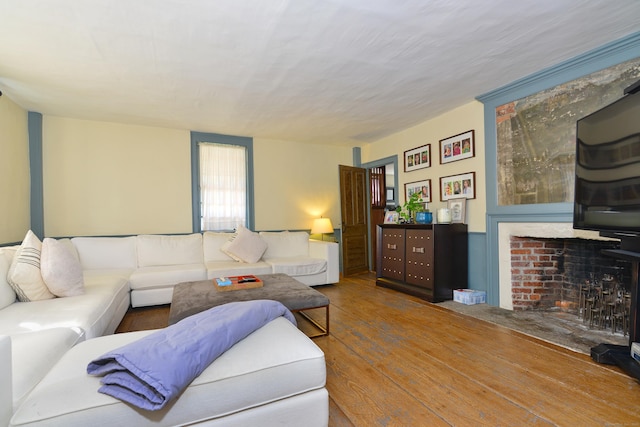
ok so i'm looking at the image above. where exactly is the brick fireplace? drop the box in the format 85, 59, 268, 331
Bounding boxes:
497, 222, 629, 311
510, 236, 630, 311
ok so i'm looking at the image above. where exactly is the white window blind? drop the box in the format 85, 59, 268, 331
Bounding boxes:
199, 142, 247, 231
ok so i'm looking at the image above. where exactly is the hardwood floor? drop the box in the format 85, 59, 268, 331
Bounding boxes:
116, 273, 640, 426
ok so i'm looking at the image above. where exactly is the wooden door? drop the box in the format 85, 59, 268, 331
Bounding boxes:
369, 166, 386, 271
339, 165, 369, 275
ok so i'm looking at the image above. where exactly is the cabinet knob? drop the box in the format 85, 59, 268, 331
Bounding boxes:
412, 247, 424, 253
387, 244, 397, 250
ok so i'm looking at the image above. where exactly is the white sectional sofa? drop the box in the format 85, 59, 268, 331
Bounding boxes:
125, 229, 339, 307
0, 229, 337, 427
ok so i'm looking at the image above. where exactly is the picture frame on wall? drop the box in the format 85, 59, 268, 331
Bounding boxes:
383, 210, 399, 224
404, 179, 432, 203
439, 130, 475, 164
404, 144, 431, 172
447, 198, 467, 224
440, 171, 475, 201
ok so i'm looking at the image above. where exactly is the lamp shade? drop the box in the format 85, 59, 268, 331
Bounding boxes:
311, 217, 334, 234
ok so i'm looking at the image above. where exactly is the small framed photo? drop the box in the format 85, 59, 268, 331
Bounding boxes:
384, 211, 399, 224
439, 130, 475, 164
404, 179, 432, 203
440, 172, 475, 201
404, 144, 431, 172
447, 198, 467, 224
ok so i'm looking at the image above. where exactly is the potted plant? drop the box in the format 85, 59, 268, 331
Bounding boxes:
398, 192, 430, 223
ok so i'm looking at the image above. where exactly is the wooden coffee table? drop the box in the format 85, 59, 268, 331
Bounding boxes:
168, 273, 330, 337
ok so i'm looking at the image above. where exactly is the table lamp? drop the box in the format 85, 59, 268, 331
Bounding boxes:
311, 217, 334, 241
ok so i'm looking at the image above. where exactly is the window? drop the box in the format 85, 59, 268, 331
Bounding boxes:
191, 132, 254, 232
199, 142, 246, 230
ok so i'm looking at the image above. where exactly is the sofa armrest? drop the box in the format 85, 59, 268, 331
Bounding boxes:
0, 335, 12, 427
308, 240, 339, 284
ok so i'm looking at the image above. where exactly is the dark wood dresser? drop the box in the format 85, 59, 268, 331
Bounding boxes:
376, 224, 468, 302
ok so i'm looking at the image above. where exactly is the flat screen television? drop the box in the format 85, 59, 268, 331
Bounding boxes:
573, 79, 640, 250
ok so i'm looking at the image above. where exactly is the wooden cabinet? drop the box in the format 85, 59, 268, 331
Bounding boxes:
376, 224, 467, 302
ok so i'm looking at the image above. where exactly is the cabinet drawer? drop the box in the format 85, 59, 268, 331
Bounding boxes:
405, 229, 434, 288
405, 230, 433, 261
406, 256, 433, 286
380, 229, 405, 281
406, 264, 433, 289
381, 230, 405, 250
381, 259, 404, 281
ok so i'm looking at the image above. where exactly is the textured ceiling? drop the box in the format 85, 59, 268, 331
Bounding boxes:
1, 0, 639, 146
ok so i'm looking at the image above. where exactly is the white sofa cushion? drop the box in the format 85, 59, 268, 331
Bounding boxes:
266, 257, 327, 277
137, 234, 203, 267
202, 232, 235, 262
260, 231, 310, 259
0, 247, 18, 309
10, 317, 326, 427
7, 230, 54, 302
41, 238, 85, 298
222, 226, 267, 263
129, 264, 207, 290
72, 237, 137, 270
0, 275, 130, 339
205, 260, 273, 279
11, 328, 83, 409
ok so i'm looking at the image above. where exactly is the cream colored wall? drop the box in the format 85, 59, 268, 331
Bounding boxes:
2, 98, 482, 240
0, 95, 30, 243
362, 100, 486, 232
253, 138, 351, 231
40, 117, 350, 236
43, 117, 192, 236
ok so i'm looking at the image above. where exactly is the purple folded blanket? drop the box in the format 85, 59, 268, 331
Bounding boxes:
87, 299, 296, 410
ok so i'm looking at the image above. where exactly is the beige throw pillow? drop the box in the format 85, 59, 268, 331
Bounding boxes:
7, 230, 55, 302
222, 225, 267, 263
41, 238, 85, 297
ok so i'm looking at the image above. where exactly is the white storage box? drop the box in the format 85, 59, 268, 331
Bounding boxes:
453, 289, 486, 305
632, 342, 640, 363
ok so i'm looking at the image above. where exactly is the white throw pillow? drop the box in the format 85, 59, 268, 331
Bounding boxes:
222, 226, 267, 263
41, 238, 85, 297
0, 247, 18, 309
7, 230, 55, 302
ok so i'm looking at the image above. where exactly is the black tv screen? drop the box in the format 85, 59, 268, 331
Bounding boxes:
573, 83, 640, 235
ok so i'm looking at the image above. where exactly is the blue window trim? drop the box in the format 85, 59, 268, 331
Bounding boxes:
28, 112, 44, 239
475, 31, 640, 306
190, 131, 255, 233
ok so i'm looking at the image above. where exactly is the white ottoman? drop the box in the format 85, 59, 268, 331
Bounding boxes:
10, 317, 328, 427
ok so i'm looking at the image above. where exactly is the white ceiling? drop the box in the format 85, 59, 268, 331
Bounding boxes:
1, 1, 639, 146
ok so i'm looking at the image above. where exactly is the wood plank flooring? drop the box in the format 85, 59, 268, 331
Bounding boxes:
115, 273, 640, 426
